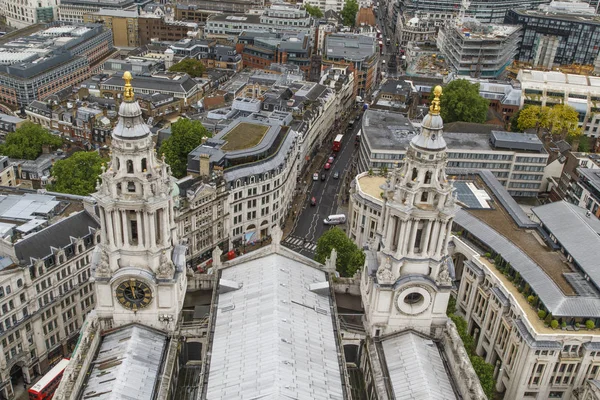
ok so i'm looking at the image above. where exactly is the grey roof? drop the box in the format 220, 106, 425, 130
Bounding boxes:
0, 193, 60, 222
455, 209, 600, 317
205, 253, 344, 400
380, 79, 412, 96
514, 319, 562, 350
80, 325, 167, 400
490, 130, 543, 152
0, 113, 24, 124
532, 201, 600, 288
101, 74, 198, 94
325, 34, 377, 62
382, 332, 456, 400
362, 109, 418, 151
14, 211, 99, 263
578, 167, 600, 193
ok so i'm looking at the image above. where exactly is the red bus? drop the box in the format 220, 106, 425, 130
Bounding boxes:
333, 134, 343, 152
28, 359, 70, 400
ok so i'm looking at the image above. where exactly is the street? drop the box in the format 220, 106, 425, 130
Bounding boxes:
283, 116, 362, 258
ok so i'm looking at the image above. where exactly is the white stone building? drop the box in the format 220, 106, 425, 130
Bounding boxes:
1, 0, 56, 28
0, 195, 99, 400
518, 69, 600, 138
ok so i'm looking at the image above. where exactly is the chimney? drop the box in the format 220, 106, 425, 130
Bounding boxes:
199, 153, 210, 176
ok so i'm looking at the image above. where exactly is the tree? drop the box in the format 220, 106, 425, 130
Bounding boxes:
303, 4, 323, 18
341, 0, 358, 26
48, 151, 106, 196
517, 104, 582, 139
168, 58, 205, 78
434, 80, 489, 123
315, 227, 365, 277
0, 122, 63, 160
159, 118, 211, 178
509, 109, 522, 132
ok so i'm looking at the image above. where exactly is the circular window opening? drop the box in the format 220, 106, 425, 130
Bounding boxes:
404, 292, 424, 305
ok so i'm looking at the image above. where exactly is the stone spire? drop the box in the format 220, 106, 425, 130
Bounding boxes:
361, 84, 457, 336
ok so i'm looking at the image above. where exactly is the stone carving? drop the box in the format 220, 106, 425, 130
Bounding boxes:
436, 263, 451, 285
212, 246, 223, 269
271, 225, 283, 248
376, 257, 394, 284
96, 248, 111, 278
157, 250, 175, 279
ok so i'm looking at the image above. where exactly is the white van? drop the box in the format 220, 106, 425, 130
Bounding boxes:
324, 214, 347, 225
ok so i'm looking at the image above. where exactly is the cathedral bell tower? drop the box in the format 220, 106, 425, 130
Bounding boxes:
91, 71, 186, 331
361, 86, 457, 337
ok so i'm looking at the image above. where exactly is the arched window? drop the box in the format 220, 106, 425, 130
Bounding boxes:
141, 158, 147, 172
411, 168, 418, 181
17, 279, 23, 288
424, 171, 432, 184
127, 160, 134, 174
235, 180, 241, 189
5, 285, 11, 295
116, 158, 120, 170
0, 287, 4, 298
250, 176, 255, 184
128, 182, 136, 192
421, 192, 428, 202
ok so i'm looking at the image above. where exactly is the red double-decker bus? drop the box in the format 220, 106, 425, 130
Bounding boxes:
332, 134, 343, 152
28, 359, 70, 400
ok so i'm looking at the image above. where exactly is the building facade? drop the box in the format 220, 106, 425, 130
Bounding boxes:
0, 198, 99, 400
518, 69, 600, 138
2, 0, 56, 28
57, 0, 135, 24
437, 20, 521, 78
0, 24, 114, 109
505, 9, 600, 68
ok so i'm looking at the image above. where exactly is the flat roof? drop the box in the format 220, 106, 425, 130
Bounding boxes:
532, 201, 600, 289
382, 332, 456, 400
80, 325, 167, 399
205, 253, 344, 399
362, 109, 418, 151
220, 122, 269, 151
325, 33, 376, 61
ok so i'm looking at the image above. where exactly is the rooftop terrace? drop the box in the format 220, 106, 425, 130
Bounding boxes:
220, 122, 269, 151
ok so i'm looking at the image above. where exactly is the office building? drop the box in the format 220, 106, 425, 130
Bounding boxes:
0, 192, 99, 399
323, 34, 380, 98
238, 31, 313, 75
505, 8, 600, 68
57, 0, 135, 24
358, 108, 548, 197
0, 114, 25, 139
2, 0, 56, 28
0, 24, 114, 108
518, 69, 600, 138
437, 19, 521, 78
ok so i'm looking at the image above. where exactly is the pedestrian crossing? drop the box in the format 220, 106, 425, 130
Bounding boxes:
284, 236, 317, 252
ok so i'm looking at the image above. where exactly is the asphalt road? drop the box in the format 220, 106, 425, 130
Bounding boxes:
283, 118, 362, 258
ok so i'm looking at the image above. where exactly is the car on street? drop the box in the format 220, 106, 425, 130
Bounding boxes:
313, 173, 319, 181
321, 173, 326, 181
310, 197, 317, 206
328, 156, 334, 164
324, 163, 331, 170
333, 171, 339, 179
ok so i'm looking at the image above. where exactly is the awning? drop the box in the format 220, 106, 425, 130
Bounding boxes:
244, 232, 256, 242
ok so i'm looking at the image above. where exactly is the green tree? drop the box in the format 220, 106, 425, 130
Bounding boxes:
159, 118, 211, 178
315, 226, 365, 277
509, 109, 522, 132
303, 4, 323, 18
0, 122, 63, 160
469, 354, 496, 399
341, 0, 358, 26
435, 80, 489, 123
168, 58, 205, 78
517, 104, 581, 139
48, 151, 106, 196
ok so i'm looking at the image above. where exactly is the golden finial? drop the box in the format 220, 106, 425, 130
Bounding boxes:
429, 85, 443, 115
123, 71, 134, 102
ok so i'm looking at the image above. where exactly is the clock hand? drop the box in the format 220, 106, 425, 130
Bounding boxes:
130, 282, 137, 299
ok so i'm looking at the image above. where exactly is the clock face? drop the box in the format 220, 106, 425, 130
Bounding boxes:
115, 279, 152, 311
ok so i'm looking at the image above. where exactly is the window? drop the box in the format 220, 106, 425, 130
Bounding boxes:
127, 159, 133, 173
549, 392, 563, 398
128, 182, 135, 192
141, 158, 147, 171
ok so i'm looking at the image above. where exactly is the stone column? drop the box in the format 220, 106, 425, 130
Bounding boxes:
143, 213, 152, 248
99, 209, 107, 245
435, 221, 447, 257
105, 210, 115, 246
421, 220, 432, 256
121, 210, 129, 247
136, 211, 143, 247
429, 221, 441, 257
162, 208, 169, 246
114, 210, 123, 247
149, 212, 157, 246
442, 221, 453, 256
396, 219, 408, 258
407, 219, 419, 257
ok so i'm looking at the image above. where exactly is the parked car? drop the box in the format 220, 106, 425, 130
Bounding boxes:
321, 173, 326, 181
333, 171, 339, 179
323, 214, 347, 225
313, 173, 319, 181
324, 163, 331, 170
310, 197, 317, 206
328, 156, 334, 164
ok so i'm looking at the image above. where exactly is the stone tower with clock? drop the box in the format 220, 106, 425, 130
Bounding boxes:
361, 86, 457, 337
91, 71, 187, 331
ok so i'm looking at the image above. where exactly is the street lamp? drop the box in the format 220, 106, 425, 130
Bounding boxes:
243, 232, 246, 254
